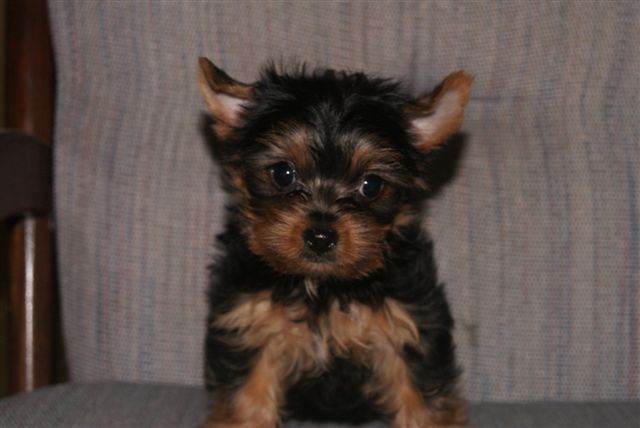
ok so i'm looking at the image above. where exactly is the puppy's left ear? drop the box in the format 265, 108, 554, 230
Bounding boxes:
406, 71, 473, 151
197, 57, 252, 139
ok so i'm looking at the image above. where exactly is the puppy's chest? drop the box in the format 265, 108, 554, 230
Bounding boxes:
213, 291, 419, 371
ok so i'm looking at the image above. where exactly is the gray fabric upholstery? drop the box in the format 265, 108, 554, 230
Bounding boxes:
0, 383, 638, 428
0, 383, 204, 428
470, 401, 640, 428
47, 0, 640, 401
0, 382, 384, 428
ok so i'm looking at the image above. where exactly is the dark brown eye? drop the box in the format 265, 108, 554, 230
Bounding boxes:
270, 161, 296, 188
359, 174, 384, 199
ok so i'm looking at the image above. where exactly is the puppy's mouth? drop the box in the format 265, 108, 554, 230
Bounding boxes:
300, 248, 337, 264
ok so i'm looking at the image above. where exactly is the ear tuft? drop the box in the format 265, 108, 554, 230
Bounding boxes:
197, 57, 252, 138
407, 71, 473, 151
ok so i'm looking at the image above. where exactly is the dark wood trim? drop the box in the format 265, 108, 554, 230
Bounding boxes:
4, 0, 56, 393
6, 0, 53, 142
0, 132, 52, 220
7, 218, 53, 392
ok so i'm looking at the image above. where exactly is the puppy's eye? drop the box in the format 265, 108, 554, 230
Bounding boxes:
359, 174, 384, 199
270, 161, 296, 188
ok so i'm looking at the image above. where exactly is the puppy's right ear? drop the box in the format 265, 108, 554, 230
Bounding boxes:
405, 71, 473, 152
197, 57, 252, 139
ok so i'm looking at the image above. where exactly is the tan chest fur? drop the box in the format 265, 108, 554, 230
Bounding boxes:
210, 293, 465, 427
212, 291, 420, 380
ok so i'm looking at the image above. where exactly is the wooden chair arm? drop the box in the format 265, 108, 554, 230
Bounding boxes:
0, 131, 51, 221
2, 0, 58, 396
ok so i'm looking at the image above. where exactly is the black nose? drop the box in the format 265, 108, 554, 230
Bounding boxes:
303, 227, 338, 255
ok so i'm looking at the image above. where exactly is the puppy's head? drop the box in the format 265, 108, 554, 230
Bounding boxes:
198, 58, 472, 280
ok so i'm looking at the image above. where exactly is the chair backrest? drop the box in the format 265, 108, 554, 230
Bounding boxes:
49, 0, 640, 401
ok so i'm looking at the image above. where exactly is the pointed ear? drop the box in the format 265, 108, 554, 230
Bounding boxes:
406, 71, 473, 152
197, 57, 252, 139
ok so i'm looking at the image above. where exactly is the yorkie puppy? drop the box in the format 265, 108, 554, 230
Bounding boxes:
197, 57, 472, 428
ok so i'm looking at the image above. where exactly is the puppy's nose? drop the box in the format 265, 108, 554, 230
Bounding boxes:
303, 227, 338, 255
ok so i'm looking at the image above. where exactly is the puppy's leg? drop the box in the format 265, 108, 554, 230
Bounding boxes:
202, 347, 283, 428
368, 345, 466, 428
203, 294, 314, 428
357, 300, 466, 428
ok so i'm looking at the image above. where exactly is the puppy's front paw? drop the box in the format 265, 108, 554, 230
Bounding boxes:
391, 399, 468, 428
200, 422, 275, 428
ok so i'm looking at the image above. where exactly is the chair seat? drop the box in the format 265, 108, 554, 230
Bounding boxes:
0, 382, 638, 427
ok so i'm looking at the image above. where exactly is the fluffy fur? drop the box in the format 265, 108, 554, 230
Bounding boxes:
198, 58, 473, 428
